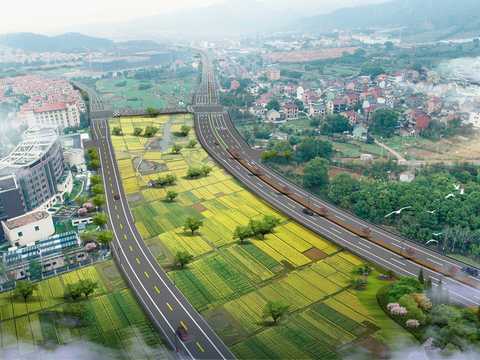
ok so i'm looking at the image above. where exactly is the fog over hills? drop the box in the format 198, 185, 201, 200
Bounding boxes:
300, 0, 480, 40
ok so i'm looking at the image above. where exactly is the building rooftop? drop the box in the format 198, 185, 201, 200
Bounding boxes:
34, 102, 67, 113
3, 231, 80, 266
3, 211, 50, 230
0, 175, 18, 194
0, 127, 59, 170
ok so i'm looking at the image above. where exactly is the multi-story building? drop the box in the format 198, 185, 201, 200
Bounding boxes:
266, 68, 281, 81
0, 175, 27, 241
0, 127, 66, 213
29, 102, 81, 129
282, 102, 299, 120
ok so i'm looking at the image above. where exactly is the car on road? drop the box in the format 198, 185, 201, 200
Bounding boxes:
113, 194, 120, 201
462, 266, 479, 277
176, 326, 190, 342
302, 207, 315, 216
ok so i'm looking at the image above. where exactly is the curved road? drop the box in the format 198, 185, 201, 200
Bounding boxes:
193, 53, 480, 308
91, 118, 234, 360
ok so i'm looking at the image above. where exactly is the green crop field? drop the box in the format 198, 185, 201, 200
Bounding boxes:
0, 261, 172, 359
96, 77, 196, 111
110, 114, 410, 358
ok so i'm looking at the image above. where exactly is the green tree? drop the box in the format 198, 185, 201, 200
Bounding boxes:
14, 280, 36, 302
171, 144, 182, 154
328, 173, 360, 208
78, 279, 98, 298
64, 283, 83, 300
146, 107, 159, 117
350, 278, 368, 290
152, 174, 177, 188
183, 217, 203, 235
370, 109, 398, 138
75, 194, 89, 207
178, 125, 191, 137
233, 225, 254, 244
90, 175, 102, 186
28, 260, 42, 281
89, 159, 100, 171
248, 215, 280, 239
91, 184, 104, 195
80, 231, 97, 244
174, 251, 194, 269
321, 114, 352, 135
143, 126, 159, 138
266, 99, 280, 111
93, 213, 108, 227
187, 139, 197, 148
133, 127, 143, 137
295, 138, 333, 162
97, 231, 113, 247
263, 300, 289, 325
112, 127, 123, 136
186, 165, 212, 179
418, 268, 425, 285
303, 157, 329, 190
92, 195, 105, 207
165, 190, 178, 202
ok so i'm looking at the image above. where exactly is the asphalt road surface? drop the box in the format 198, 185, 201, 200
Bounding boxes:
192, 53, 480, 308
91, 118, 235, 360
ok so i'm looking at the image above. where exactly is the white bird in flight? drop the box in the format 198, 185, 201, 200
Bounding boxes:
426, 239, 439, 246
426, 209, 436, 214
454, 184, 461, 191
384, 206, 412, 218
432, 232, 443, 237
445, 193, 455, 199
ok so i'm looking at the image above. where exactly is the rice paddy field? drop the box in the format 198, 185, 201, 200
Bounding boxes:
110, 114, 412, 359
0, 261, 172, 359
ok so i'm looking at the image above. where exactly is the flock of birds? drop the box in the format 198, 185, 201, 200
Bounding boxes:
383, 183, 467, 246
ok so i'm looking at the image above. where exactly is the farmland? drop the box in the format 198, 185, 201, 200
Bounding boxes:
96, 76, 196, 111
0, 261, 171, 359
110, 114, 412, 358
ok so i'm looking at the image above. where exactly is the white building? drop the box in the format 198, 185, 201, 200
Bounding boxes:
467, 112, 480, 128
296, 86, 305, 101
265, 109, 283, 124
29, 102, 81, 129
2, 211, 55, 247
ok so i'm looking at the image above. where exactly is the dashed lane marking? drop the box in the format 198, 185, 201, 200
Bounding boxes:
196, 342, 205, 353
166, 303, 173, 311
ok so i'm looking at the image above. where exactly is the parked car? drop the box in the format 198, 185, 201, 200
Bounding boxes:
113, 194, 120, 201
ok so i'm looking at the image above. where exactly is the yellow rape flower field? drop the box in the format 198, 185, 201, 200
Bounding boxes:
110, 114, 413, 359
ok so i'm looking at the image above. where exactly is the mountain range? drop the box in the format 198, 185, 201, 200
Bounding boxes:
0, 32, 162, 53
300, 0, 480, 40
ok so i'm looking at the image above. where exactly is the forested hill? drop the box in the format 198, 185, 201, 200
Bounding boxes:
300, 0, 480, 40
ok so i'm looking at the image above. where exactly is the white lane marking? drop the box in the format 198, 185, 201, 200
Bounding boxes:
329, 227, 341, 234
100, 121, 230, 360
428, 257, 444, 267
390, 258, 406, 267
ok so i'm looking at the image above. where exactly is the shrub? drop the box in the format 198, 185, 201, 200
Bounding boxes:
399, 294, 426, 324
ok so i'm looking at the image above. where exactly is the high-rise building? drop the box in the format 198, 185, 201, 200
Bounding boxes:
0, 175, 28, 241
0, 127, 65, 212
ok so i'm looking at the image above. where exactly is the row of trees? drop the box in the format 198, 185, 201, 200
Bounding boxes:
233, 215, 281, 244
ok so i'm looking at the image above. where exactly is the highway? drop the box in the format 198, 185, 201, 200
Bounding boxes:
91, 117, 235, 360
193, 52, 480, 307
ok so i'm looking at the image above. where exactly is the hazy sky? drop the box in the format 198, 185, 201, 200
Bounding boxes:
0, 0, 387, 34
